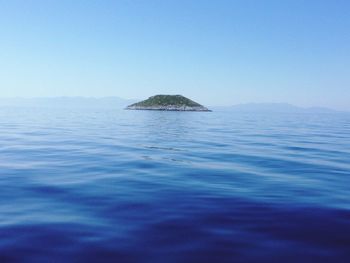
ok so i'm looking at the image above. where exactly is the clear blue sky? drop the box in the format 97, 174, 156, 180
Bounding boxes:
0, 0, 349, 109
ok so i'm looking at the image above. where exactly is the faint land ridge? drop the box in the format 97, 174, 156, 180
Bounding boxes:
126, 95, 211, 112
0, 97, 136, 108
226, 103, 340, 113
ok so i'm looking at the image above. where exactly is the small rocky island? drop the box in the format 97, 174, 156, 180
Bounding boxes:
126, 95, 211, 112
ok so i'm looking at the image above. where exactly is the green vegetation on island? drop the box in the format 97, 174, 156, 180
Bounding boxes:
126, 95, 211, 112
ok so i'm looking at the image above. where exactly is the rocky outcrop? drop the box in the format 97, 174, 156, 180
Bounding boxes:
125, 95, 211, 112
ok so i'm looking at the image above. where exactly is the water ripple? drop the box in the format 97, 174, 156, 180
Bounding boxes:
0, 107, 350, 262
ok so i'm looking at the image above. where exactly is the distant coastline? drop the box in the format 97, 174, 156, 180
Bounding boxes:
0, 97, 347, 113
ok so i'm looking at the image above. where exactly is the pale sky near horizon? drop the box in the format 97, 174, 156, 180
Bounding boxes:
0, 0, 349, 110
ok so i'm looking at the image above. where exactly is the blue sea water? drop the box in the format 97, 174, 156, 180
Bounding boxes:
0, 107, 349, 262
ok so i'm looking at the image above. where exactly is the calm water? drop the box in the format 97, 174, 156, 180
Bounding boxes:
0, 107, 350, 262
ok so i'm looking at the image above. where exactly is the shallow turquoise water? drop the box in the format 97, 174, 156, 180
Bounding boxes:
0, 107, 349, 262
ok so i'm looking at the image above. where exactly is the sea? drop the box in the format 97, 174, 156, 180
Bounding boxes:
0, 106, 349, 262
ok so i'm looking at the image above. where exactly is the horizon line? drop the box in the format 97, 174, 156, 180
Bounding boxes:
0, 96, 348, 112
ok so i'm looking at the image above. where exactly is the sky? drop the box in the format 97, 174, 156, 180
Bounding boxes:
0, 0, 349, 109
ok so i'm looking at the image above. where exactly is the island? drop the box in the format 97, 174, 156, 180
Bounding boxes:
125, 95, 211, 112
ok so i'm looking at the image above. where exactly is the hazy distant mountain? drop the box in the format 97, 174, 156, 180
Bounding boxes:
0, 99, 343, 113
214, 103, 340, 113
0, 97, 136, 109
